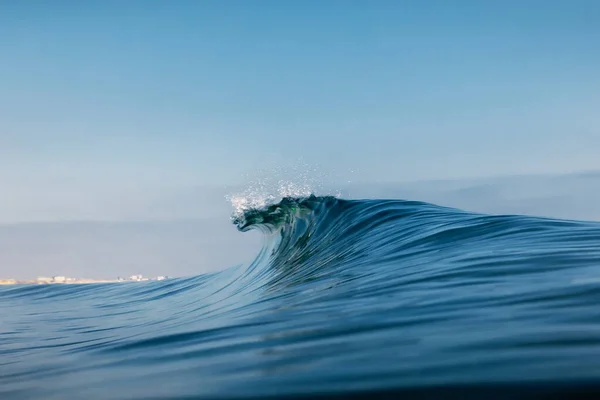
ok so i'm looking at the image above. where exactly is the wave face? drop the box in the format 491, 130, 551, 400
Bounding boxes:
3, 196, 600, 399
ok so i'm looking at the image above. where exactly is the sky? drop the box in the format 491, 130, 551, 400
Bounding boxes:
1, 1, 599, 278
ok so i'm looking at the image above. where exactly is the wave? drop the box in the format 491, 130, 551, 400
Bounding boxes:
3, 195, 600, 399
231, 195, 600, 293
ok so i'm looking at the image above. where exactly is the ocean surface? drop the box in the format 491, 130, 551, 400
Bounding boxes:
3, 195, 600, 399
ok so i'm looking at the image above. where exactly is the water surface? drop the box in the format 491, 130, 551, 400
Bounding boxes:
2, 196, 600, 399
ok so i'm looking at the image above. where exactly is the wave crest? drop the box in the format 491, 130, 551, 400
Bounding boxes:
230, 194, 600, 292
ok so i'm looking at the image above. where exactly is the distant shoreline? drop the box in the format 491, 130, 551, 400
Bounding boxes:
0, 275, 168, 286
0, 279, 122, 285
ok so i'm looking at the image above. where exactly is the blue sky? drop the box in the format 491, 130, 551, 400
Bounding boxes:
0, 1, 599, 277
2, 0, 599, 198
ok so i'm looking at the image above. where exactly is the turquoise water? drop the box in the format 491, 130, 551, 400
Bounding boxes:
2, 196, 600, 399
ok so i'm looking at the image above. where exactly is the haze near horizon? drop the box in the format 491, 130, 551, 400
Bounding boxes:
1, 1, 599, 279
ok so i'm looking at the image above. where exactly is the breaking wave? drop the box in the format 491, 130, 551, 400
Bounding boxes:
3, 194, 600, 399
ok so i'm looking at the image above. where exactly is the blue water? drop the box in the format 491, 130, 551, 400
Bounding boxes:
2, 196, 600, 399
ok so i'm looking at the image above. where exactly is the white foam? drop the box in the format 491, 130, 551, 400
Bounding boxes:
225, 162, 343, 217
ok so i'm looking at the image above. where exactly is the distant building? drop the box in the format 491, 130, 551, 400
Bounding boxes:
156, 276, 166, 281
129, 275, 143, 281
37, 276, 53, 284
53, 276, 67, 283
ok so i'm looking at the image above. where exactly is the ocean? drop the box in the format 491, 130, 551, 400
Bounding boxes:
2, 195, 600, 399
